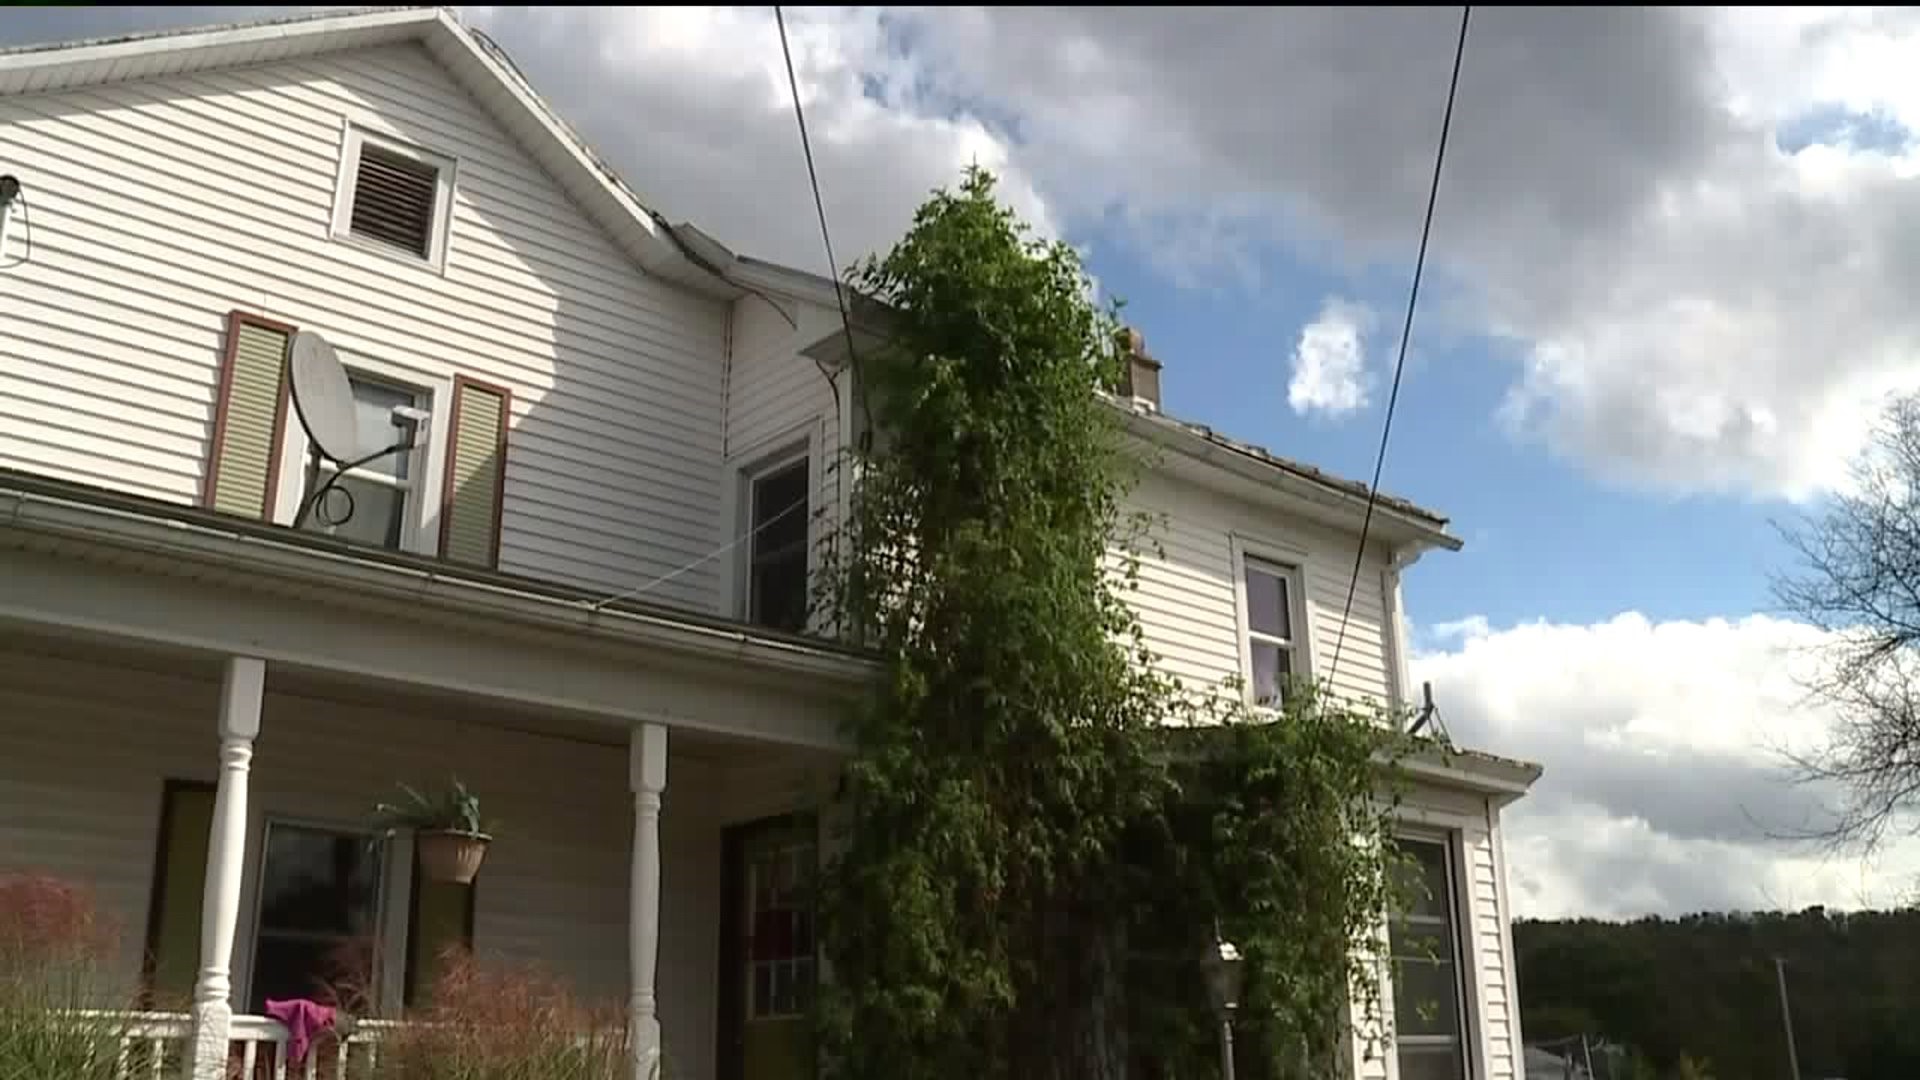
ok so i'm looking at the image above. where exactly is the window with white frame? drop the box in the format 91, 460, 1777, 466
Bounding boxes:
332, 127, 455, 268
746, 836, 816, 1019
1241, 555, 1303, 707
745, 454, 811, 633
249, 821, 385, 1012
1389, 835, 1471, 1080
295, 372, 427, 552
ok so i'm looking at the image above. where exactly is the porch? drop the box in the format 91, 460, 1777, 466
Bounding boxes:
0, 631, 839, 1080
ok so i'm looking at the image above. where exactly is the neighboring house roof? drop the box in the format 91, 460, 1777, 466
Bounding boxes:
0, 5, 731, 295
0, 4, 1461, 554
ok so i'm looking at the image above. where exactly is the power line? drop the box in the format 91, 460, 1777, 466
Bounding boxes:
585, 493, 809, 612
774, 5, 873, 442
1324, 5, 1471, 693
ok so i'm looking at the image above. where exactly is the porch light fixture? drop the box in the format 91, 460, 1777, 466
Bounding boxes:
1201, 932, 1244, 1080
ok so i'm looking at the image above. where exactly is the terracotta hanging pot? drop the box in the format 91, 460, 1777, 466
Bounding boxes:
416, 829, 491, 884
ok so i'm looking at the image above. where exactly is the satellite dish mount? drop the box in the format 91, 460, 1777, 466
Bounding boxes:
287, 329, 423, 531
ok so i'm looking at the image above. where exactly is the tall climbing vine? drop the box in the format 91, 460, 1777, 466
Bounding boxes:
816, 167, 1419, 1080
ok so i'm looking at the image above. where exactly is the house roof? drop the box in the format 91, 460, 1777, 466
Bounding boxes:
0, 5, 732, 295
0, 5, 1460, 552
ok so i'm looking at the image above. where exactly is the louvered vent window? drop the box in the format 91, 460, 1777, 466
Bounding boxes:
349, 144, 439, 257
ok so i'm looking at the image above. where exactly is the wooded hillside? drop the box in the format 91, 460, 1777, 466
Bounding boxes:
1515, 908, 1920, 1079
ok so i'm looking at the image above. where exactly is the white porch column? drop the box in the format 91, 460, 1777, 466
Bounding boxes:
629, 723, 668, 1080
185, 656, 265, 1080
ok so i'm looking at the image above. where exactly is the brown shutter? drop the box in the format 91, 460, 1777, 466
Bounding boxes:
204, 311, 294, 518
439, 376, 510, 567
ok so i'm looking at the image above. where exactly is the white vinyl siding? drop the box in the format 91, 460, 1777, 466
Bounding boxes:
1116, 468, 1398, 707
1369, 786, 1521, 1080
0, 639, 727, 1080
0, 43, 725, 609
721, 297, 843, 622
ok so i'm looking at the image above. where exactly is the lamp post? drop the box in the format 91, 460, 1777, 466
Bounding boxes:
1201, 934, 1245, 1080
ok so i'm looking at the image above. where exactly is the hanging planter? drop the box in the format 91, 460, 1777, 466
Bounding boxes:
415, 828, 492, 884
372, 778, 497, 885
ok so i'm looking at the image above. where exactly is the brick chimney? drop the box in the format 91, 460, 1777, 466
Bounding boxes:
1118, 327, 1162, 412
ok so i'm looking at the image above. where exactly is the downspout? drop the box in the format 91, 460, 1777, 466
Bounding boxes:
1382, 542, 1425, 720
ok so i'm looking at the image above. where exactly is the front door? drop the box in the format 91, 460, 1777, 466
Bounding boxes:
717, 814, 818, 1080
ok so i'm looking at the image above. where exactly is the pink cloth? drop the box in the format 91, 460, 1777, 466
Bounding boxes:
264, 998, 336, 1069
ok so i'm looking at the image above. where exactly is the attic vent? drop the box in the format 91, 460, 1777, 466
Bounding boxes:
349, 144, 440, 258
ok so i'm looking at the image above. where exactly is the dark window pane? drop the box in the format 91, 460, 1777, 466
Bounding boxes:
1396, 1044, 1464, 1080
752, 460, 809, 555
1392, 959, 1460, 1037
749, 460, 810, 632
251, 937, 343, 1008
1245, 564, 1290, 638
257, 827, 381, 935
1392, 840, 1452, 920
252, 825, 382, 1011
753, 963, 772, 1017
751, 554, 808, 632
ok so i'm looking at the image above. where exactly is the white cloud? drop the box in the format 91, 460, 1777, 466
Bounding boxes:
11, 8, 1920, 499
458, 6, 1055, 276
842, 7, 1920, 501
1415, 612, 1920, 919
1287, 298, 1374, 418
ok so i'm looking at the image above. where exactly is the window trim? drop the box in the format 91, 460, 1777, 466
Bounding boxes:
724, 422, 822, 626
239, 815, 394, 1014
743, 834, 818, 1021
744, 451, 813, 632
1230, 534, 1313, 709
329, 123, 458, 273
271, 350, 450, 559
1387, 828, 1480, 1080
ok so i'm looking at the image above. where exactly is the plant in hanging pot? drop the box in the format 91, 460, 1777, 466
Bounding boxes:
373, 779, 496, 885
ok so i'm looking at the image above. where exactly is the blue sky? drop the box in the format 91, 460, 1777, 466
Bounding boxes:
1084, 218, 1797, 635
10, 5, 1920, 918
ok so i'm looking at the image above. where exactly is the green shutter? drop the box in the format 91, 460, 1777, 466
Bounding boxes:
143, 781, 215, 1008
205, 313, 293, 518
405, 865, 475, 1007
440, 377, 509, 567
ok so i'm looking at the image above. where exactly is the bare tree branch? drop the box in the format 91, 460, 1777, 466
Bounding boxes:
1774, 392, 1920, 861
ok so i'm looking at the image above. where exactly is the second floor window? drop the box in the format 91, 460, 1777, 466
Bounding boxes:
298, 374, 423, 551
747, 456, 810, 633
1243, 556, 1300, 707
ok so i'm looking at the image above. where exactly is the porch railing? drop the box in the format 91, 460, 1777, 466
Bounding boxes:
84, 1010, 395, 1080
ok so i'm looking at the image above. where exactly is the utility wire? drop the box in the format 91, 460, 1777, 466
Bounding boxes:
774, 5, 874, 443
1324, 5, 1471, 694
585, 493, 810, 612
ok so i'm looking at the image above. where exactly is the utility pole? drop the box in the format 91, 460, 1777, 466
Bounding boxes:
1774, 956, 1802, 1080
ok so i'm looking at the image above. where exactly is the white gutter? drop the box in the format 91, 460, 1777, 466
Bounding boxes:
0, 486, 874, 688
1392, 746, 1542, 806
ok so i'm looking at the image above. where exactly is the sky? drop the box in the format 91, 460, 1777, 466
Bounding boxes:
8, 5, 1920, 921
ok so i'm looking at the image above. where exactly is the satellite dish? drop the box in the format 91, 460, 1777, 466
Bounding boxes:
288, 330, 359, 461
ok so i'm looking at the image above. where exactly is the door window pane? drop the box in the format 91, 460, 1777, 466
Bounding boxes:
745, 837, 816, 1020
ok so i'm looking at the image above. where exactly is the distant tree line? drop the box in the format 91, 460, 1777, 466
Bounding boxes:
1515, 907, 1920, 1080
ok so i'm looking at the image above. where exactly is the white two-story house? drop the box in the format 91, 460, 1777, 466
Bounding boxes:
0, 8, 1539, 1080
